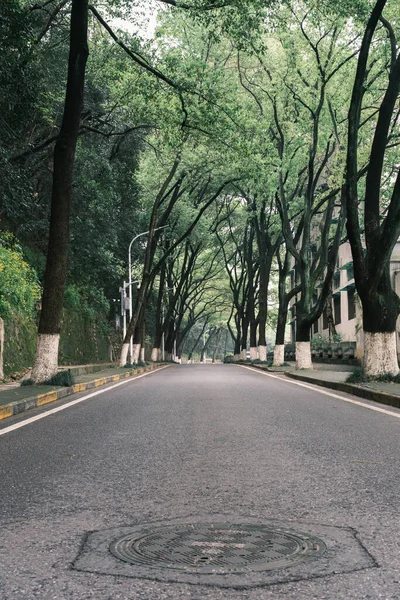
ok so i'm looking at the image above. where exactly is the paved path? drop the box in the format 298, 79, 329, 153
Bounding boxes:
0, 365, 399, 599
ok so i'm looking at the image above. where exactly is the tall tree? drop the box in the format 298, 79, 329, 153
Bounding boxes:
345, 0, 400, 376
31, 0, 88, 382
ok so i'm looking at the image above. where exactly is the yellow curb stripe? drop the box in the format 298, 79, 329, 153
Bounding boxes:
0, 365, 171, 435
38, 391, 59, 406
73, 383, 86, 393
112, 375, 120, 382
0, 405, 13, 420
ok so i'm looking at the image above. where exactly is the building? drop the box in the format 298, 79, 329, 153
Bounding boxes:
288, 241, 400, 361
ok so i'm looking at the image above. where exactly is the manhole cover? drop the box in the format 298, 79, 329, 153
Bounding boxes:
109, 522, 326, 574
73, 517, 377, 588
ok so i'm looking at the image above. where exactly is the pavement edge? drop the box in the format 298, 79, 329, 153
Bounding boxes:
0, 364, 171, 423
285, 371, 400, 409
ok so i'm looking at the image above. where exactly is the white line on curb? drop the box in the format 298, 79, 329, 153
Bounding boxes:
237, 365, 400, 420
0, 366, 170, 437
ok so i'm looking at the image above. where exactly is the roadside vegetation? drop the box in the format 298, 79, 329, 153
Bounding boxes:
0, 0, 399, 381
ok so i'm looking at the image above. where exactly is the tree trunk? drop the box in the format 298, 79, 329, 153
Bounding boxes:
257, 251, 275, 364
360, 279, 399, 375
212, 329, 221, 363
233, 331, 241, 361
325, 287, 337, 341
295, 316, 312, 369
240, 314, 248, 360
151, 263, 166, 362
31, 0, 88, 382
273, 345, 285, 366
249, 320, 258, 360
140, 319, 146, 362
273, 297, 288, 367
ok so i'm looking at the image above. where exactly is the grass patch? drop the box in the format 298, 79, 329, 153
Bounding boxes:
346, 368, 400, 384
124, 361, 147, 368
346, 367, 365, 383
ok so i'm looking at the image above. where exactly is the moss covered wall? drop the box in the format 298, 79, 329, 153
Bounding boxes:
3, 308, 112, 377
59, 307, 111, 365
3, 313, 37, 376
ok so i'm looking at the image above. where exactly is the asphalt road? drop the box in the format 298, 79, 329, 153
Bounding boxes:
0, 364, 399, 599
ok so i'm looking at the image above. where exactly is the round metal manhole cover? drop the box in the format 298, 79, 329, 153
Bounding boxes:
109, 522, 326, 574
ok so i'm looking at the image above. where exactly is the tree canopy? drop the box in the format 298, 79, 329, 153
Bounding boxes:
1, 0, 399, 376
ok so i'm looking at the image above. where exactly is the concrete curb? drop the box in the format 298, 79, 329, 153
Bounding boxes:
0, 364, 170, 422
241, 364, 290, 374
285, 371, 400, 410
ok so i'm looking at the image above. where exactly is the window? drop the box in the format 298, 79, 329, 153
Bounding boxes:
334, 294, 341, 325
323, 309, 328, 330
347, 287, 356, 320
347, 264, 354, 281
333, 271, 341, 289
313, 319, 319, 334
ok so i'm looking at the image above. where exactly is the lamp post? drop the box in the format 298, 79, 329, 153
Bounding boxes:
127, 226, 168, 362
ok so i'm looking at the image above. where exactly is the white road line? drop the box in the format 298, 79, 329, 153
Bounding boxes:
238, 365, 400, 420
0, 367, 170, 437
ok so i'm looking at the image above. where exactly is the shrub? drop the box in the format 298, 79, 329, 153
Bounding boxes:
346, 368, 400, 384
346, 367, 365, 383
43, 370, 75, 387
0, 233, 41, 319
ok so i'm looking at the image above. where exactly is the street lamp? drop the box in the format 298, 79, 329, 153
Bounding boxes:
119, 280, 140, 342
127, 226, 168, 361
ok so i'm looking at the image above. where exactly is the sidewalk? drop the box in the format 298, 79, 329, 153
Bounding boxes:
249, 362, 400, 410
0, 363, 169, 421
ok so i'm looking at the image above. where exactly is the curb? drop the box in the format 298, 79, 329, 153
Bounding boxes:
0, 364, 170, 422
285, 371, 400, 410
241, 364, 290, 374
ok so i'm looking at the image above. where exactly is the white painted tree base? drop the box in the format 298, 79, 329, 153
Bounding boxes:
273, 345, 285, 367
151, 347, 159, 362
119, 343, 129, 367
131, 343, 141, 364
240, 349, 247, 361
140, 347, 145, 362
296, 341, 313, 369
250, 347, 258, 361
233, 354, 241, 362
31, 333, 60, 382
258, 346, 267, 362
363, 331, 399, 376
